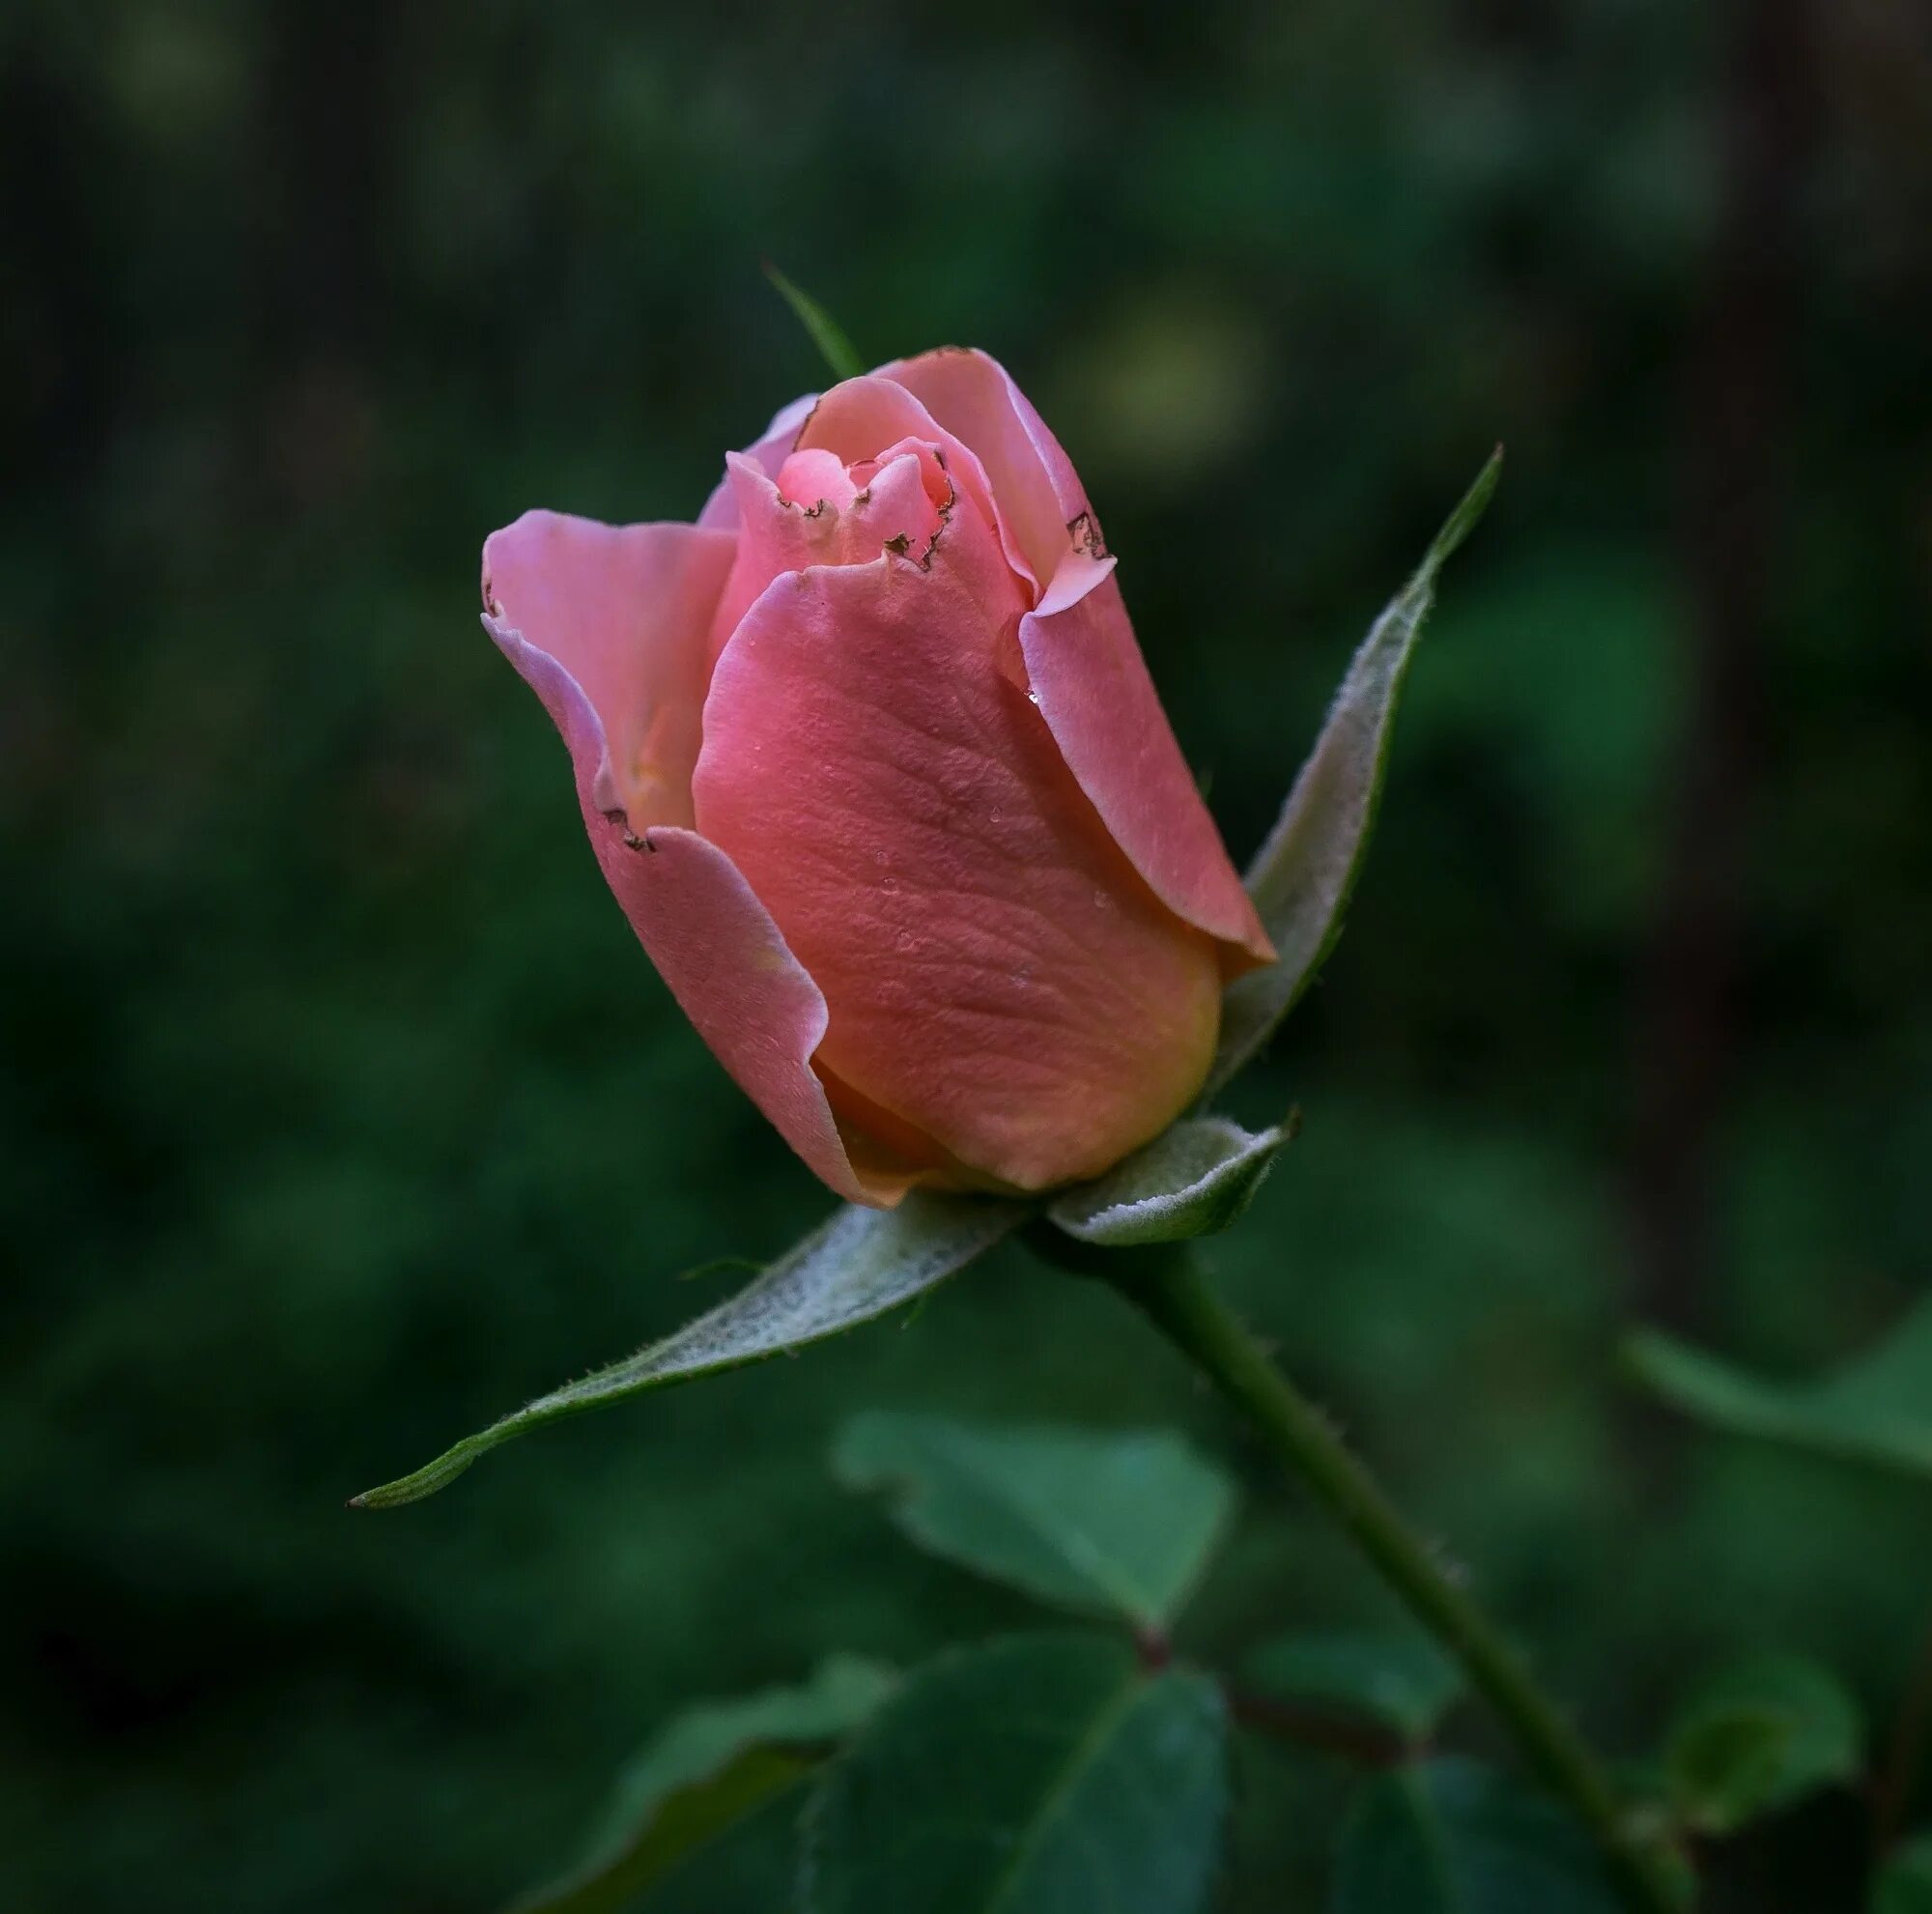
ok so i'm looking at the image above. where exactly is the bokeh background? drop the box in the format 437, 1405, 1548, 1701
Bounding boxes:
5, 1, 1929, 1908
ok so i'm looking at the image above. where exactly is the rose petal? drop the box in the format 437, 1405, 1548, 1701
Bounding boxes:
794, 377, 1011, 577
707, 446, 952, 667
482, 511, 740, 832
1020, 557, 1273, 969
773, 447, 861, 512
881, 346, 1092, 595
694, 504, 1224, 1193
482, 515, 901, 1207
697, 389, 818, 529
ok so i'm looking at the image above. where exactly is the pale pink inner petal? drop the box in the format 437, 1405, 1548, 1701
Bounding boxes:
882, 347, 1090, 594
773, 447, 860, 511
693, 510, 1223, 1192
706, 446, 954, 668
697, 389, 817, 530
796, 377, 1010, 577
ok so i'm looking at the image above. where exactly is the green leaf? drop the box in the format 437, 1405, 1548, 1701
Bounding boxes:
1243, 1627, 1464, 1742
764, 264, 867, 381
1874, 1834, 1932, 1914
1662, 1707, 1794, 1836
353, 1193, 1025, 1508
1662, 1653, 1861, 1834
1626, 1296, 1932, 1481
803, 1633, 1228, 1914
832, 1412, 1236, 1628
1333, 1757, 1621, 1914
510, 1655, 896, 1914
1046, 1115, 1290, 1245
1208, 450, 1502, 1097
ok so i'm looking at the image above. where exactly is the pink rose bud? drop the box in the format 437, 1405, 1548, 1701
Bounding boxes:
482, 349, 1272, 1205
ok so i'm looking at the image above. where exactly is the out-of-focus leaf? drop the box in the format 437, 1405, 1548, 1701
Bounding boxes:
1663, 1653, 1861, 1834
1663, 1708, 1794, 1836
1626, 1297, 1932, 1481
354, 1194, 1026, 1508
1874, 1834, 1932, 1913
764, 264, 866, 380
1332, 1757, 1621, 1913
1046, 1115, 1289, 1245
832, 1413, 1236, 1627
509, 1655, 896, 1913
1208, 450, 1502, 1096
1242, 1627, 1463, 1742
803, 1633, 1228, 1914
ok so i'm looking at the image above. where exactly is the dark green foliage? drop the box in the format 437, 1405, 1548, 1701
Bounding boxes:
1332, 1759, 1622, 1913
803, 1634, 1228, 1914
833, 1413, 1236, 1627
1243, 1627, 1463, 1743
1875, 1837, 1932, 1914
511, 1655, 896, 1913
1662, 1654, 1861, 1835
1629, 1300, 1932, 1481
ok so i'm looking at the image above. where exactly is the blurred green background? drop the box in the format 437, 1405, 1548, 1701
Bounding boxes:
4, 1, 1929, 1908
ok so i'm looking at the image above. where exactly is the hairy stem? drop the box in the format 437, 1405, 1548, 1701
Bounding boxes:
1106, 1251, 1681, 1913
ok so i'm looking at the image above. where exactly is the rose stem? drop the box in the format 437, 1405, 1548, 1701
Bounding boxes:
1103, 1248, 1681, 1914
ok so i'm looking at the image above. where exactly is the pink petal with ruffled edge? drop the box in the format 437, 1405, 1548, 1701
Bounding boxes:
793, 377, 1008, 562
693, 500, 1224, 1194
482, 509, 902, 1208
696, 389, 819, 530
881, 346, 1080, 593
706, 443, 952, 667
884, 348, 1273, 970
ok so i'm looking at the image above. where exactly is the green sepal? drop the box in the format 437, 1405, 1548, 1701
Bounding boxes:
1209, 451, 1501, 1096
765, 264, 866, 380
1047, 1114, 1291, 1246
353, 1193, 1024, 1508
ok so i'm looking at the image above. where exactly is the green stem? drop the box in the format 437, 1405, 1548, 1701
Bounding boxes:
1107, 1251, 1680, 1914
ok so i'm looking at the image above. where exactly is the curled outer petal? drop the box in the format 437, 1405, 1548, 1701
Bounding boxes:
1020, 557, 1274, 969
882, 349, 1272, 971
482, 510, 906, 1207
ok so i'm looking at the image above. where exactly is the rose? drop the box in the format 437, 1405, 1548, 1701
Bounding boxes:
481, 349, 1271, 1205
